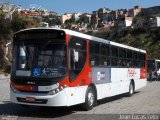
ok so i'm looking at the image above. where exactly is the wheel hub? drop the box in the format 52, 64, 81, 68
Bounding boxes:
88, 92, 94, 107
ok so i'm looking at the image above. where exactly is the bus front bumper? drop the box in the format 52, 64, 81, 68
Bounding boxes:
10, 86, 87, 107
10, 88, 69, 107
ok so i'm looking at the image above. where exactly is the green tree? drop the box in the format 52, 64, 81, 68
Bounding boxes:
11, 13, 28, 32
0, 14, 11, 39
64, 18, 75, 25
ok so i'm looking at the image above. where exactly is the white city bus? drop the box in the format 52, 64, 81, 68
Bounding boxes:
10, 28, 147, 110
147, 59, 160, 81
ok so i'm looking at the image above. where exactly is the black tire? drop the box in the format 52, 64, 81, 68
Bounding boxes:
81, 86, 96, 111
127, 82, 134, 97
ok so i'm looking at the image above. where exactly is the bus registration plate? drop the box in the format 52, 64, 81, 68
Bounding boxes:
26, 97, 36, 102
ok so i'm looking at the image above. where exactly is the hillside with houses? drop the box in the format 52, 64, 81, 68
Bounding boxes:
1, 3, 160, 31
0, 2, 160, 72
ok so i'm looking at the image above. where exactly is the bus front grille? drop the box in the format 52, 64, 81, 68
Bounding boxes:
17, 97, 47, 104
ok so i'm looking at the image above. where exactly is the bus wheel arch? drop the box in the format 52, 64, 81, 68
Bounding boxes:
81, 84, 97, 111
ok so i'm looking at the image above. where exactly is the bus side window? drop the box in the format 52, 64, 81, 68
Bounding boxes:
111, 46, 118, 67
158, 62, 160, 69
127, 50, 132, 67
101, 44, 110, 67
132, 51, 138, 68
119, 48, 127, 67
137, 52, 145, 68
90, 41, 100, 66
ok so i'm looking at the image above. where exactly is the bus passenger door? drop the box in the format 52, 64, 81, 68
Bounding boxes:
68, 36, 87, 84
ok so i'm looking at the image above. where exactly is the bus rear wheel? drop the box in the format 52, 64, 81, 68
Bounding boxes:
81, 86, 96, 111
128, 81, 134, 97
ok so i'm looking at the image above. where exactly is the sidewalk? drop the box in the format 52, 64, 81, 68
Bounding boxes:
0, 74, 10, 80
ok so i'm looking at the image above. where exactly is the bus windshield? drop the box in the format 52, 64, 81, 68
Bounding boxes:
147, 60, 156, 71
16, 42, 67, 78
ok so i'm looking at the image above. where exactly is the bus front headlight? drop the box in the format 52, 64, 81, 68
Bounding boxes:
48, 85, 68, 95
10, 84, 19, 93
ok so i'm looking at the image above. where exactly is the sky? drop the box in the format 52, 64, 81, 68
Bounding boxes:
1, 0, 160, 14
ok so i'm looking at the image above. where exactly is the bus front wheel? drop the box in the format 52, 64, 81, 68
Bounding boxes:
81, 86, 96, 111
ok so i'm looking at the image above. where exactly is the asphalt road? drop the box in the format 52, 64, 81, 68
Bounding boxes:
0, 79, 160, 120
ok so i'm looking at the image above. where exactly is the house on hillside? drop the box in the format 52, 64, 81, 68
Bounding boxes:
98, 7, 111, 24
128, 6, 142, 17
79, 13, 92, 24
60, 13, 72, 24
73, 12, 82, 22
118, 17, 133, 29
150, 16, 160, 28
